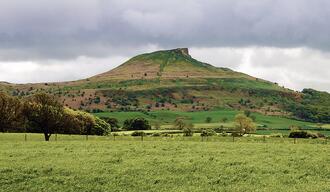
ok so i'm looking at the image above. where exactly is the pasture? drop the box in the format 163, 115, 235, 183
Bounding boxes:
1, 133, 330, 192
94, 109, 329, 131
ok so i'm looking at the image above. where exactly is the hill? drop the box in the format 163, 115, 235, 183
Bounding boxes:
0, 48, 329, 123
91, 48, 249, 80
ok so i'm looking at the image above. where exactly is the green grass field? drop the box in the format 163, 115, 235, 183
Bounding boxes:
94, 109, 326, 130
1, 133, 330, 192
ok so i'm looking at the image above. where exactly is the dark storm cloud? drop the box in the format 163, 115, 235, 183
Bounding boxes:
1, 0, 330, 60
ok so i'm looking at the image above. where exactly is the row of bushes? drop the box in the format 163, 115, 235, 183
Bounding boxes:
127, 129, 327, 139
289, 130, 326, 139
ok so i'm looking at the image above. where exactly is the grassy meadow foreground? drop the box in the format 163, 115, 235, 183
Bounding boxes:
1, 133, 330, 192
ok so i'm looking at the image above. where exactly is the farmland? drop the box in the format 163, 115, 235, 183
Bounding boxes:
94, 109, 329, 130
0, 133, 330, 192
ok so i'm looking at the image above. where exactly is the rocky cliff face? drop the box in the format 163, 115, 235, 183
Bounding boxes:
175, 48, 190, 57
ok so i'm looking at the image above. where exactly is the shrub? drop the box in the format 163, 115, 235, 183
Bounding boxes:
270, 133, 283, 138
161, 133, 170, 137
289, 130, 324, 139
220, 132, 228, 137
183, 128, 194, 137
151, 132, 161, 137
131, 131, 146, 137
213, 126, 225, 133
200, 129, 216, 137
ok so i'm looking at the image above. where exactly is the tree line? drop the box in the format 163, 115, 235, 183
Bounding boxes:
0, 92, 113, 141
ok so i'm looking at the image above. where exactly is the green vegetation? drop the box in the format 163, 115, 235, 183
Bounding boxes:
285, 89, 330, 123
234, 114, 256, 135
94, 109, 325, 130
0, 92, 111, 141
123, 117, 151, 130
1, 133, 330, 192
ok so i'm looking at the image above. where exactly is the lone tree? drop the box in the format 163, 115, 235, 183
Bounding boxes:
23, 93, 64, 141
0, 92, 23, 132
174, 117, 186, 130
234, 114, 256, 136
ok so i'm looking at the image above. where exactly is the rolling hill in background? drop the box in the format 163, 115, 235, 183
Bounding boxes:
1, 48, 329, 123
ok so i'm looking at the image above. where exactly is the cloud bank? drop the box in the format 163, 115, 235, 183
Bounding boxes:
0, 0, 329, 91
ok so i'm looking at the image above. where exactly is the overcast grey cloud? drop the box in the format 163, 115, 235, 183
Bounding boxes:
0, 0, 329, 92
1, 0, 330, 60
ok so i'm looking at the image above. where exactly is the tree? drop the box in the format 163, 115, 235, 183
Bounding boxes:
0, 92, 23, 132
93, 116, 111, 135
174, 117, 186, 130
123, 118, 151, 130
101, 117, 120, 132
63, 108, 107, 135
75, 111, 95, 137
183, 127, 194, 136
205, 117, 212, 123
234, 114, 256, 136
61, 108, 83, 134
23, 93, 64, 141
182, 123, 194, 137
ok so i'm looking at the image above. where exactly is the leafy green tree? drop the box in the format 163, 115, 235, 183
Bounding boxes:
93, 117, 111, 135
123, 118, 151, 130
61, 108, 83, 134
23, 93, 64, 141
101, 117, 120, 132
75, 111, 96, 137
234, 114, 256, 136
0, 92, 23, 132
174, 117, 186, 130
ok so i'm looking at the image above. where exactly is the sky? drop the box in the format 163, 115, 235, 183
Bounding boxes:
0, 0, 329, 92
